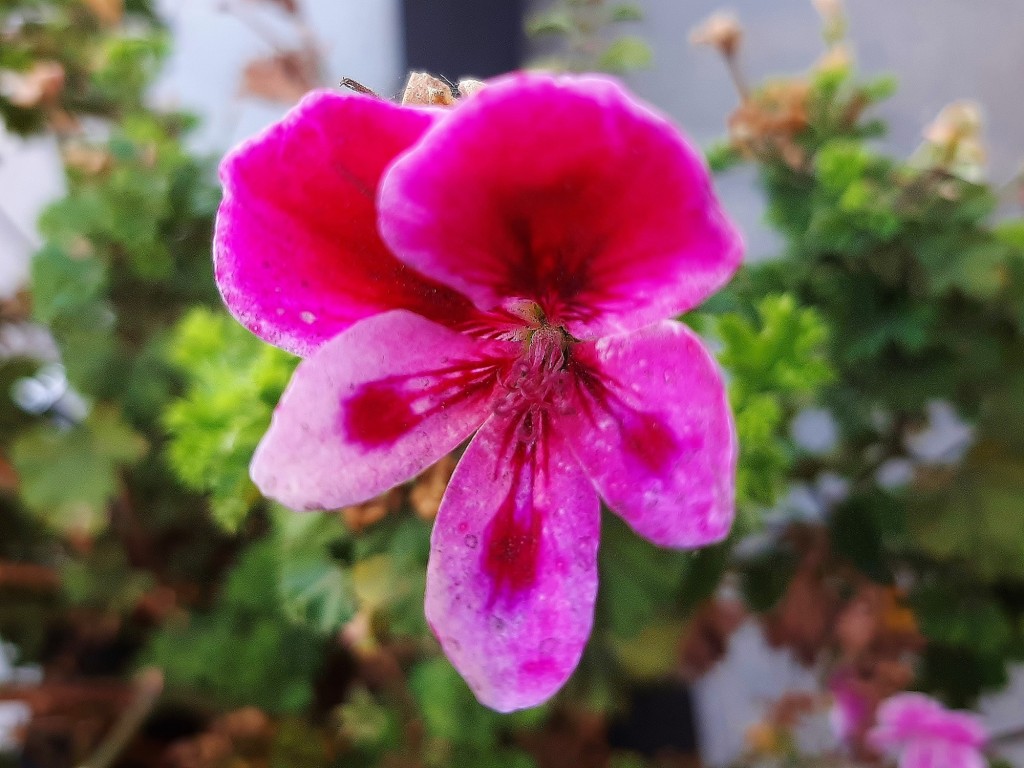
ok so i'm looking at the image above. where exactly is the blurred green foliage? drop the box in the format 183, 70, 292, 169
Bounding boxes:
3, 1, 1024, 766
526, 0, 652, 73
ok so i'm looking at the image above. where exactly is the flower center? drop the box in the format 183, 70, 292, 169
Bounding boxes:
493, 323, 574, 443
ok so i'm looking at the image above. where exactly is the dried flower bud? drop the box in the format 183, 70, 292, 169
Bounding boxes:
63, 142, 112, 175
920, 100, 986, 180
0, 61, 65, 108
457, 78, 486, 99
815, 43, 853, 75
812, 0, 844, 23
923, 100, 983, 146
401, 71, 455, 106
745, 722, 781, 755
410, 454, 457, 520
689, 11, 743, 58
340, 487, 402, 531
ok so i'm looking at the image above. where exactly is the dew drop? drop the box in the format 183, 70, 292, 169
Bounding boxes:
465, 534, 478, 549
300, 311, 317, 324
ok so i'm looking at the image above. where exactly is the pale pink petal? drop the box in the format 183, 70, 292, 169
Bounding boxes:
216, 90, 475, 357
870, 694, 988, 752
379, 73, 742, 339
251, 311, 511, 509
901, 742, 986, 768
559, 320, 736, 548
425, 414, 600, 712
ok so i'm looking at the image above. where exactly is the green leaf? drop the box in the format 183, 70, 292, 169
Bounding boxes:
274, 509, 356, 634
525, 8, 574, 37
598, 36, 652, 72
143, 539, 323, 714
598, 513, 691, 638
11, 405, 146, 534
912, 440, 1024, 581
30, 244, 108, 326
410, 658, 498, 749
163, 308, 296, 531
609, 4, 643, 22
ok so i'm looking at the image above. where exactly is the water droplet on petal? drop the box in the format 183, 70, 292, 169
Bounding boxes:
465, 534, 478, 549
300, 311, 317, 324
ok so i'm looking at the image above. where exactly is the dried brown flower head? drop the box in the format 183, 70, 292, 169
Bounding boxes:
728, 79, 811, 169
690, 11, 743, 58
0, 61, 65, 108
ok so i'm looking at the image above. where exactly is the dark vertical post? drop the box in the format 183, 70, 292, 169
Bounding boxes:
401, 0, 526, 82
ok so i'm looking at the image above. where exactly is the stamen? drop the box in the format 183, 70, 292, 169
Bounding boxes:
492, 321, 575, 444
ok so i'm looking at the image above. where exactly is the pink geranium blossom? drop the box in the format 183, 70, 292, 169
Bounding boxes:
214, 73, 742, 711
869, 693, 988, 768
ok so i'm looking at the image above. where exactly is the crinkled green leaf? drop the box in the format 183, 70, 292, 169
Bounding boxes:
11, 405, 146, 534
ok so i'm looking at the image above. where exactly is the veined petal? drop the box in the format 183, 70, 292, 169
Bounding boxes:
425, 413, 600, 712
252, 311, 510, 510
216, 90, 475, 357
901, 742, 986, 768
560, 320, 736, 548
379, 73, 742, 339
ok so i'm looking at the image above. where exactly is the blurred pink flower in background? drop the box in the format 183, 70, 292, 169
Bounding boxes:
869, 693, 988, 768
214, 72, 742, 711
829, 668, 872, 748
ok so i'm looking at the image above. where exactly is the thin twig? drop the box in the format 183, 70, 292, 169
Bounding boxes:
340, 78, 379, 98
76, 668, 164, 768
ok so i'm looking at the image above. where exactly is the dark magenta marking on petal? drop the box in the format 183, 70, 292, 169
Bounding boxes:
344, 382, 420, 448
618, 409, 683, 476
341, 357, 507, 451
518, 655, 561, 682
482, 436, 544, 603
571, 359, 682, 475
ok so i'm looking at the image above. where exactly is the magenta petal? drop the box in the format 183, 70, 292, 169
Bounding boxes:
870, 694, 988, 755
251, 310, 510, 510
215, 90, 475, 357
425, 415, 600, 712
561, 320, 736, 548
901, 742, 986, 768
379, 73, 742, 338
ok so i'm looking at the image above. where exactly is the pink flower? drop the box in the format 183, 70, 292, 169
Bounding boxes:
214, 73, 742, 711
829, 668, 872, 746
869, 693, 988, 768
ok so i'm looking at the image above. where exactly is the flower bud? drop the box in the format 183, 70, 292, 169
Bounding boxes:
401, 72, 455, 106
689, 11, 743, 58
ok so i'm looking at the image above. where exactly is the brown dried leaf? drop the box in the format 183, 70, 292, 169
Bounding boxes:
245, 0, 299, 13
240, 51, 317, 104
81, 0, 124, 26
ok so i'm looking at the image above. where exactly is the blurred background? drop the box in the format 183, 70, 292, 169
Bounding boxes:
3, 1, 1024, 767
